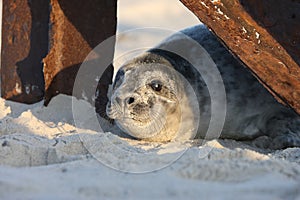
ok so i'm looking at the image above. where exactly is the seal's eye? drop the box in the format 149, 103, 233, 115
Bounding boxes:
150, 80, 163, 92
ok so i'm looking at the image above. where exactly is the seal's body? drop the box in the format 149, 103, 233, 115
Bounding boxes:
107, 25, 300, 149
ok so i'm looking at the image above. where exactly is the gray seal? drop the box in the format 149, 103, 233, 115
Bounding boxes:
106, 54, 199, 142
106, 25, 300, 149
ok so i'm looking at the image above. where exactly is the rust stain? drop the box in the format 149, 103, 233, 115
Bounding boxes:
180, 0, 300, 114
43, 0, 117, 110
1, 0, 49, 104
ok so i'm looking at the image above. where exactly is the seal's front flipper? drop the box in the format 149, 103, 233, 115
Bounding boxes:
270, 131, 300, 149
255, 112, 300, 150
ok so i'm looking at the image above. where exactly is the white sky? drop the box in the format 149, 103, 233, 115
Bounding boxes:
117, 0, 200, 32
114, 0, 200, 69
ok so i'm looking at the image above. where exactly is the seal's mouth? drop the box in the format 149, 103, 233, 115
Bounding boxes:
130, 103, 152, 122
113, 103, 168, 140
107, 100, 152, 121
131, 115, 151, 124
122, 104, 163, 126
106, 89, 182, 141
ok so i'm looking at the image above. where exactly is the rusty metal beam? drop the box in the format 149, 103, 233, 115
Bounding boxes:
179, 0, 300, 114
43, 0, 117, 110
1, 0, 117, 117
1, 0, 49, 103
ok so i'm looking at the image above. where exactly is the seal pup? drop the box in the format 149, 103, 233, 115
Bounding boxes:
106, 25, 300, 149
106, 54, 200, 142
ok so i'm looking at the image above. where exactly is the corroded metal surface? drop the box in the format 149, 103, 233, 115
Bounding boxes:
180, 0, 300, 114
1, 0, 49, 103
1, 0, 117, 114
43, 0, 117, 111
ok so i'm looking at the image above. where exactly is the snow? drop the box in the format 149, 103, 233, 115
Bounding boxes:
0, 0, 300, 199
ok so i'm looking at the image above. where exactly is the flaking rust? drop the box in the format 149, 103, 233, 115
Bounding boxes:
1, 0, 117, 118
43, 0, 117, 111
180, 0, 300, 114
1, 0, 49, 103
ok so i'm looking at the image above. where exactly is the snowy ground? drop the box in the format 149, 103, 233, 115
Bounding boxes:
0, 0, 300, 199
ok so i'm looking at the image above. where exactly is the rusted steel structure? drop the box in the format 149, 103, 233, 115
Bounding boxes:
180, 0, 300, 114
43, 0, 116, 108
1, 0, 49, 103
1, 0, 299, 116
1, 0, 116, 113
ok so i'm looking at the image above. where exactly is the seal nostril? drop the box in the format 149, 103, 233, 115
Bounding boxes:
127, 97, 135, 105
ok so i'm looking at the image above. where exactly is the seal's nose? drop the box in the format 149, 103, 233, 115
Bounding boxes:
114, 95, 135, 107
115, 96, 135, 106
126, 97, 135, 105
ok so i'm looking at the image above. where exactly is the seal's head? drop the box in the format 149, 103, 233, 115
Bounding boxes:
106, 53, 195, 142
